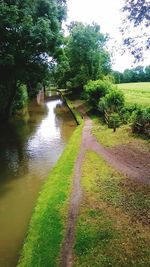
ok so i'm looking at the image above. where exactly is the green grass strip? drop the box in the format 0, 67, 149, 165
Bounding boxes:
74, 151, 150, 267
92, 117, 149, 151
64, 97, 83, 125
17, 121, 83, 267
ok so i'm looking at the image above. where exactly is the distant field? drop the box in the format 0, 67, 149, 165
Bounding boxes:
117, 82, 150, 107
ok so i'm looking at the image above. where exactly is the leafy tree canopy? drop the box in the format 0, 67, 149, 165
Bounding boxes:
54, 22, 111, 91
0, 0, 67, 120
123, 0, 150, 27
99, 89, 125, 114
84, 79, 112, 108
112, 64, 150, 83
121, 0, 150, 61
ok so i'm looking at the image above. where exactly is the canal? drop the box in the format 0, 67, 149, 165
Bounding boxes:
0, 95, 76, 267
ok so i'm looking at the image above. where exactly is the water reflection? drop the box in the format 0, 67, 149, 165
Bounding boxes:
28, 101, 61, 149
0, 97, 76, 267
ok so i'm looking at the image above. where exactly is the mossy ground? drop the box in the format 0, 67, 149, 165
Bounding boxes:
64, 97, 83, 125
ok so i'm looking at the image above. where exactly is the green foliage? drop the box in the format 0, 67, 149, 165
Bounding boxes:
145, 65, 150, 81
64, 97, 83, 125
92, 116, 149, 149
84, 79, 112, 108
54, 51, 70, 89
106, 89, 125, 112
26, 61, 53, 97
132, 107, 150, 137
99, 89, 125, 114
12, 84, 28, 113
54, 22, 111, 91
0, 0, 67, 120
112, 66, 150, 84
108, 113, 121, 132
112, 70, 123, 84
84, 79, 124, 132
122, 66, 145, 83
122, 0, 149, 61
120, 104, 139, 124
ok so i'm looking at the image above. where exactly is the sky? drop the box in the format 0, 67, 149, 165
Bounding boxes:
65, 0, 150, 72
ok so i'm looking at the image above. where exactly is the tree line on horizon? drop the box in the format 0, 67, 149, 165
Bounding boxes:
112, 65, 150, 84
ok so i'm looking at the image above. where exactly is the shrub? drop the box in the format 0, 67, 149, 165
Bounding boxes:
120, 104, 139, 123
105, 89, 125, 112
108, 113, 121, 132
98, 89, 125, 114
66, 81, 72, 90
84, 79, 112, 108
132, 107, 150, 137
98, 97, 108, 113
12, 84, 28, 114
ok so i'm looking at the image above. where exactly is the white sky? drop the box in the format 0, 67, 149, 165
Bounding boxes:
65, 0, 150, 72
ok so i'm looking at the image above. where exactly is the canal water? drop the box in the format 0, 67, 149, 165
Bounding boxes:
0, 95, 76, 267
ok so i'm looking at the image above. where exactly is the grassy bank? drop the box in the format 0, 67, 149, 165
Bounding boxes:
74, 151, 150, 267
117, 82, 150, 107
18, 112, 83, 267
64, 97, 83, 125
92, 117, 150, 152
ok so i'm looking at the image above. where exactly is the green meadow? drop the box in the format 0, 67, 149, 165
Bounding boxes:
117, 82, 150, 107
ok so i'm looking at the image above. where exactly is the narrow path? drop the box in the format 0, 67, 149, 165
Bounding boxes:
60, 134, 85, 267
60, 116, 150, 266
84, 118, 150, 184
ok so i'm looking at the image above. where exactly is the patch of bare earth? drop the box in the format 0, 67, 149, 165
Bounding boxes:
79, 99, 150, 183
83, 118, 150, 184
110, 144, 150, 183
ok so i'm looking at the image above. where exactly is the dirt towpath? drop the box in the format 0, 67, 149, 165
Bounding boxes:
60, 116, 150, 267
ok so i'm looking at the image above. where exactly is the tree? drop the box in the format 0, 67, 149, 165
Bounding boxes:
121, 0, 150, 61
84, 79, 112, 108
98, 89, 124, 131
112, 71, 123, 84
122, 69, 134, 83
55, 22, 111, 91
0, 0, 67, 120
122, 0, 150, 27
108, 113, 121, 132
132, 66, 145, 82
132, 107, 150, 136
145, 65, 150, 81
53, 49, 70, 89
99, 89, 125, 114
122, 66, 146, 82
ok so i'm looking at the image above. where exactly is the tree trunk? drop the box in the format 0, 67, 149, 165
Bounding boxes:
43, 84, 46, 93
0, 79, 17, 121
